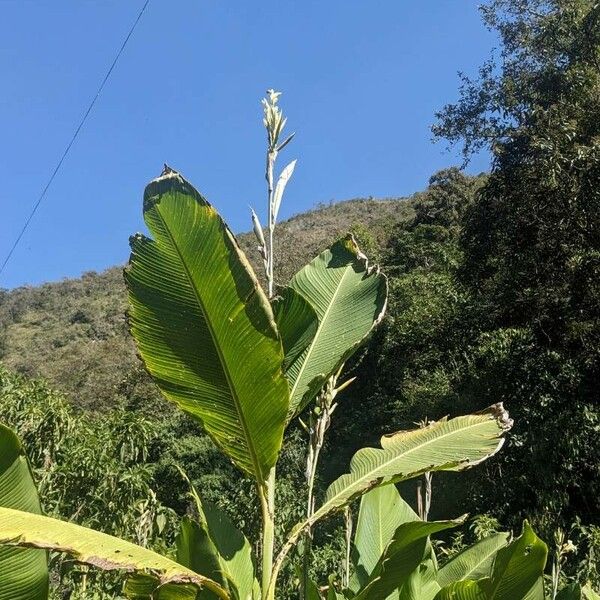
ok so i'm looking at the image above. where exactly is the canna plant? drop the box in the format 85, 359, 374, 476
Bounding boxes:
0, 91, 570, 600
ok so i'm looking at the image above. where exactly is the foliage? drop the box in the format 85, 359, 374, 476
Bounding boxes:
430, 0, 600, 540
0, 164, 512, 599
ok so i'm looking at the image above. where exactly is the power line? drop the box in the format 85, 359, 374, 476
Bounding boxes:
0, 0, 150, 278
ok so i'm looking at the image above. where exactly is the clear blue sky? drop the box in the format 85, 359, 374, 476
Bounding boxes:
0, 1, 495, 289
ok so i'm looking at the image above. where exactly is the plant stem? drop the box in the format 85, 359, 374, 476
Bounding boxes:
343, 506, 353, 588
416, 419, 433, 521
301, 374, 340, 598
260, 467, 277, 600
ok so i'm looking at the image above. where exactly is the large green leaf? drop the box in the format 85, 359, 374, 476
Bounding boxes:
434, 580, 486, 600
272, 286, 318, 372
313, 404, 511, 525
0, 423, 48, 600
352, 485, 419, 591
125, 169, 289, 481
434, 521, 547, 600
481, 521, 547, 600
200, 501, 258, 600
436, 533, 510, 588
353, 518, 465, 600
284, 235, 387, 418
276, 406, 511, 576
401, 551, 440, 600
175, 516, 232, 599
0, 507, 230, 600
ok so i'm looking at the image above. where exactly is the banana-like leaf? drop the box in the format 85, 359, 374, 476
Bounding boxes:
272, 287, 318, 372
402, 552, 440, 600
353, 518, 465, 600
0, 507, 230, 600
125, 577, 199, 599
351, 485, 419, 591
312, 405, 512, 526
436, 533, 510, 588
172, 474, 258, 600
434, 580, 486, 600
285, 235, 387, 419
175, 516, 233, 599
272, 159, 297, 222
0, 424, 48, 600
125, 169, 289, 481
200, 502, 259, 600
434, 521, 547, 600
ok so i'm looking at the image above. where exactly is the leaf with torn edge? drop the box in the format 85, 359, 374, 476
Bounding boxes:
0, 507, 230, 600
0, 423, 48, 600
285, 235, 387, 419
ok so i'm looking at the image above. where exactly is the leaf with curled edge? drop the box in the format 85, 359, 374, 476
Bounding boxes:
0, 507, 230, 600
285, 235, 388, 420
0, 423, 48, 600
275, 405, 512, 573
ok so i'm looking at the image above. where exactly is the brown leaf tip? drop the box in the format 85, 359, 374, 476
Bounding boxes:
489, 402, 513, 431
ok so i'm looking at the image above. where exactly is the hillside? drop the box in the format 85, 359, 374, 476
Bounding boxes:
0, 195, 413, 411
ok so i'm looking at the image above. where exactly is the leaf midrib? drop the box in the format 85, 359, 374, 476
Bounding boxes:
315, 417, 499, 521
443, 537, 508, 584
155, 199, 264, 483
289, 262, 354, 408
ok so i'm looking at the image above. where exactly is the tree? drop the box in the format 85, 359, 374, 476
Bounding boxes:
434, 0, 600, 534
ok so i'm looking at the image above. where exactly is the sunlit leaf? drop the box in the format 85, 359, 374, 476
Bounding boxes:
0, 424, 48, 600
285, 235, 387, 418
125, 169, 289, 482
0, 507, 229, 600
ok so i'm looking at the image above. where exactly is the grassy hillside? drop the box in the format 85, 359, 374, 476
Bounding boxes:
0, 195, 413, 412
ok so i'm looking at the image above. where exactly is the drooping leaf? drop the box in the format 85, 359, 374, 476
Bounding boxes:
125, 169, 289, 482
272, 286, 318, 372
175, 516, 232, 599
201, 502, 258, 600
312, 405, 512, 526
436, 533, 510, 588
285, 235, 387, 418
0, 423, 48, 600
0, 507, 230, 600
434, 521, 547, 600
353, 518, 465, 600
351, 485, 419, 591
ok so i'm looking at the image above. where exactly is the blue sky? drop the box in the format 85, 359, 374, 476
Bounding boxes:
0, 1, 495, 289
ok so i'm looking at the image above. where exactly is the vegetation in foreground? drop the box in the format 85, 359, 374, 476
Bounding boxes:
0, 0, 599, 597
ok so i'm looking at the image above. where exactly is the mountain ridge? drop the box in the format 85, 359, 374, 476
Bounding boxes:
0, 195, 414, 411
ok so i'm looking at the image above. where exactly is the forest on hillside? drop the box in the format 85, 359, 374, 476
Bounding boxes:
1, 1, 599, 599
